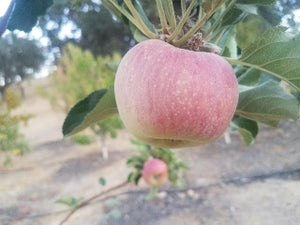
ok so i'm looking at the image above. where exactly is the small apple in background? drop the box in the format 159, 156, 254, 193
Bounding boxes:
142, 158, 168, 187
114, 39, 239, 148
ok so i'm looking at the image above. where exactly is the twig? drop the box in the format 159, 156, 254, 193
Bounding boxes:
123, 0, 158, 39
156, 0, 169, 34
166, 0, 177, 31
58, 181, 129, 225
174, 0, 229, 47
181, 0, 186, 16
167, 0, 198, 42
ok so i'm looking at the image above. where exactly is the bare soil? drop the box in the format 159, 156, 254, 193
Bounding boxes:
1, 78, 299, 225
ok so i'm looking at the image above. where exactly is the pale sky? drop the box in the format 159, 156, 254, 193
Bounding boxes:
0, 0, 12, 17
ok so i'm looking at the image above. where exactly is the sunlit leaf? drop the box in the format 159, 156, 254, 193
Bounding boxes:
228, 26, 300, 91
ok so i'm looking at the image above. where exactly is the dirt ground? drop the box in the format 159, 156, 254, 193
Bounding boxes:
0, 78, 300, 225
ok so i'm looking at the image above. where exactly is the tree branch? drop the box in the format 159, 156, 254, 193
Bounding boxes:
58, 181, 129, 225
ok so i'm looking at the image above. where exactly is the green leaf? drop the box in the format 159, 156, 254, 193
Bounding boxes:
235, 4, 258, 15
236, 0, 276, 5
219, 27, 238, 58
231, 117, 258, 146
8, 0, 53, 32
128, 171, 142, 185
236, 81, 299, 126
127, 156, 145, 170
202, 0, 225, 14
102, 0, 123, 21
238, 68, 262, 86
133, 28, 150, 42
221, 6, 244, 26
99, 177, 106, 186
228, 26, 300, 91
129, 22, 150, 42
132, 0, 156, 33
56, 196, 82, 207
63, 87, 118, 136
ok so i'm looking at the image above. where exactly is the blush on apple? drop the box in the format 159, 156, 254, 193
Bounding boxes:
114, 39, 239, 148
142, 158, 168, 187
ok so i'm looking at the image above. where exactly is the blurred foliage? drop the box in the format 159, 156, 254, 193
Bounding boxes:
236, 0, 300, 49
236, 14, 271, 49
0, 89, 31, 166
38, 1, 133, 57
43, 44, 123, 139
0, 33, 45, 96
56, 196, 83, 208
71, 134, 94, 145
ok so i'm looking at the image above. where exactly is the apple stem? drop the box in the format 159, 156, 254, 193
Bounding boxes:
156, 0, 168, 34
167, 0, 198, 43
166, 0, 177, 31
204, 0, 237, 39
147, 186, 159, 200
174, 0, 229, 47
181, 0, 186, 16
107, 0, 142, 30
156, 0, 169, 34
123, 0, 159, 39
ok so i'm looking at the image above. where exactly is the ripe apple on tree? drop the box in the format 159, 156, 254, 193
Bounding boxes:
115, 39, 239, 148
63, 0, 299, 150
142, 158, 168, 187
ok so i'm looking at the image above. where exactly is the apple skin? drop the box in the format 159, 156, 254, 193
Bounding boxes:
142, 158, 168, 187
114, 39, 239, 148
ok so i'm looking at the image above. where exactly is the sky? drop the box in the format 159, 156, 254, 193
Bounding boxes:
0, 0, 11, 17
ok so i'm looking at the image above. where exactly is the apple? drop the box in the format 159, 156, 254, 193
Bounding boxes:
142, 158, 168, 187
114, 39, 239, 148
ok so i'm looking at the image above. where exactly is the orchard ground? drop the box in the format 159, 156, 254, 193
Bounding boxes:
0, 77, 300, 225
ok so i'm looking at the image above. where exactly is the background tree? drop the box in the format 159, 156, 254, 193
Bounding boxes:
41, 44, 123, 159
0, 88, 31, 166
0, 33, 45, 98
38, 0, 134, 57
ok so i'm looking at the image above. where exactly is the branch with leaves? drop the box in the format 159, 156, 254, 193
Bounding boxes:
61, 0, 299, 147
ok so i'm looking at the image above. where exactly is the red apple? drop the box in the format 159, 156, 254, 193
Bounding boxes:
142, 158, 168, 187
115, 39, 239, 148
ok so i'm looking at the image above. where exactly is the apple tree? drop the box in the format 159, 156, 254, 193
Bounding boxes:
1, 0, 300, 206
61, 0, 300, 189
